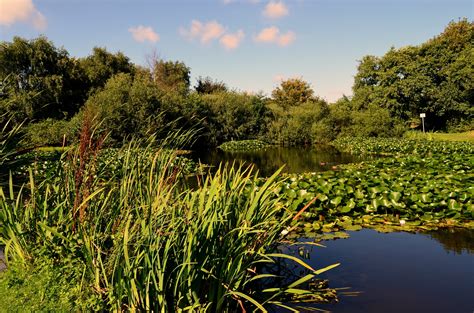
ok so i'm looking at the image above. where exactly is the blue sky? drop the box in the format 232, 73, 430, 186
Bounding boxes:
0, 0, 472, 102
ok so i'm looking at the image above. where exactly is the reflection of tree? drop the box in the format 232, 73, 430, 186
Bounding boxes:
192, 145, 372, 177
425, 229, 474, 255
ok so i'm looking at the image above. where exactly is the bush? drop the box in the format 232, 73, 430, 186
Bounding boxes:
25, 119, 77, 146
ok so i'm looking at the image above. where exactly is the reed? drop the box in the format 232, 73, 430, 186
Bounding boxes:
0, 129, 338, 311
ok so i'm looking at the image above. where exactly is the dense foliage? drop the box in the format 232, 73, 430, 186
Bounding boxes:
1, 20, 472, 149
219, 139, 270, 152
275, 152, 473, 231
351, 19, 473, 131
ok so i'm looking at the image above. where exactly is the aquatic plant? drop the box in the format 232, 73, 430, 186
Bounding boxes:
219, 139, 270, 152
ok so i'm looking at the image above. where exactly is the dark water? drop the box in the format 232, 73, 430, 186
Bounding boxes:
191, 145, 372, 177
281, 229, 474, 313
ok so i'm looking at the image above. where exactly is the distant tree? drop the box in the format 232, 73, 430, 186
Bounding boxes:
0, 36, 87, 124
271, 78, 315, 108
79, 47, 135, 93
151, 59, 190, 95
195, 76, 227, 94
352, 19, 473, 130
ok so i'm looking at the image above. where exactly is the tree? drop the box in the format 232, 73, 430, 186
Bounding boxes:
0, 36, 88, 123
352, 19, 473, 130
83, 73, 165, 144
271, 78, 315, 108
195, 76, 227, 94
79, 47, 135, 94
151, 59, 190, 95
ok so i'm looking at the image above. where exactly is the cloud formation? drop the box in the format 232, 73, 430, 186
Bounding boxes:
0, 0, 46, 30
263, 1, 288, 19
220, 30, 245, 50
254, 26, 295, 46
179, 20, 226, 44
129, 25, 160, 43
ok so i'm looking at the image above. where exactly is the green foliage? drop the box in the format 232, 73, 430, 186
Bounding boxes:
276, 152, 474, 230
83, 72, 168, 144
151, 59, 191, 94
219, 139, 270, 151
351, 19, 474, 130
78, 46, 135, 94
202, 91, 270, 145
0, 133, 337, 311
332, 137, 474, 155
271, 78, 315, 108
24, 119, 77, 146
0, 36, 88, 123
195, 76, 228, 94
0, 256, 102, 312
268, 100, 330, 145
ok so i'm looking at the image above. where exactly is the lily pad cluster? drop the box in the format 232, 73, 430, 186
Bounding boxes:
270, 153, 473, 230
218, 140, 270, 152
332, 137, 474, 155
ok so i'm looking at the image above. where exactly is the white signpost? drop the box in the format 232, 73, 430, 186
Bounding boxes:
420, 113, 426, 134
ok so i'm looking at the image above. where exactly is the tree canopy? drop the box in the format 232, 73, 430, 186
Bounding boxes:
352, 19, 473, 131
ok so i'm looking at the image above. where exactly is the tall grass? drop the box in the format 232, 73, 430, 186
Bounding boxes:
0, 128, 338, 311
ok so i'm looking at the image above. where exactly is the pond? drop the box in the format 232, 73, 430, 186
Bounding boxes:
281, 229, 474, 313
192, 146, 473, 312
191, 145, 375, 177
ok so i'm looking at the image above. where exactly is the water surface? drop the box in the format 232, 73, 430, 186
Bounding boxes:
191, 145, 373, 176
283, 229, 474, 313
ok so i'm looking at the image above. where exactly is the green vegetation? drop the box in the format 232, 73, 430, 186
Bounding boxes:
2, 20, 471, 150
0, 130, 340, 312
404, 130, 474, 142
332, 137, 474, 155
219, 140, 270, 152
275, 152, 473, 232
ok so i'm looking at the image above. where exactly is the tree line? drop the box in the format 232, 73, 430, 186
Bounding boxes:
0, 19, 472, 148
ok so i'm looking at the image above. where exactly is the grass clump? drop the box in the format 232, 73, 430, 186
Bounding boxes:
219, 139, 270, 152
0, 128, 338, 311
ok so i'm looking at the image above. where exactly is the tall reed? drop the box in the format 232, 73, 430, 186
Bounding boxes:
0, 129, 338, 311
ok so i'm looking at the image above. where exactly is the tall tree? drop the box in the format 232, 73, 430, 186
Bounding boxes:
79, 47, 135, 93
0, 36, 87, 123
352, 19, 473, 130
151, 59, 190, 95
271, 78, 315, 108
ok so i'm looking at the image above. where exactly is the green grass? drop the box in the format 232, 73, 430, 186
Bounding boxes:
0, 132, 338, 312
404, 130, 474, 142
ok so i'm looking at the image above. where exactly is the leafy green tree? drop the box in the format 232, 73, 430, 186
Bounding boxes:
79, 47, 135, 94
271, 78, 315, 108
352, 19, 473, 130
0, 36, 87, 123
84, 73, 165, 144
151, 59, 190, 95
195, 76, 227, 94
201, 92, 270, 145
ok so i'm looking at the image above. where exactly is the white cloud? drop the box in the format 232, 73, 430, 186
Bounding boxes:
220, 30, 245, 50
179, 20, 226, 44
0, 0, 47, 30
263, 1, 288, 19
254, 26, 295, 46
129, 25, 160, 43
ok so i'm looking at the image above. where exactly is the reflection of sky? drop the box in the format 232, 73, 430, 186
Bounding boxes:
1, 0, 471, 102
283, 229, 474, 313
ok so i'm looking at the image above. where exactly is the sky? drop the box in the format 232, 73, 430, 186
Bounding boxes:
0, 0, 472, 102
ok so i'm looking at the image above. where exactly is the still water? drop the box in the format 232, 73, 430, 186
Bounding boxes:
282, 229, 474, 313
191, 145, 372, 177
192, 146, 473, 312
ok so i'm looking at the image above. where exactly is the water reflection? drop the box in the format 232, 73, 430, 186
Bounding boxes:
191, 145, 373, 177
